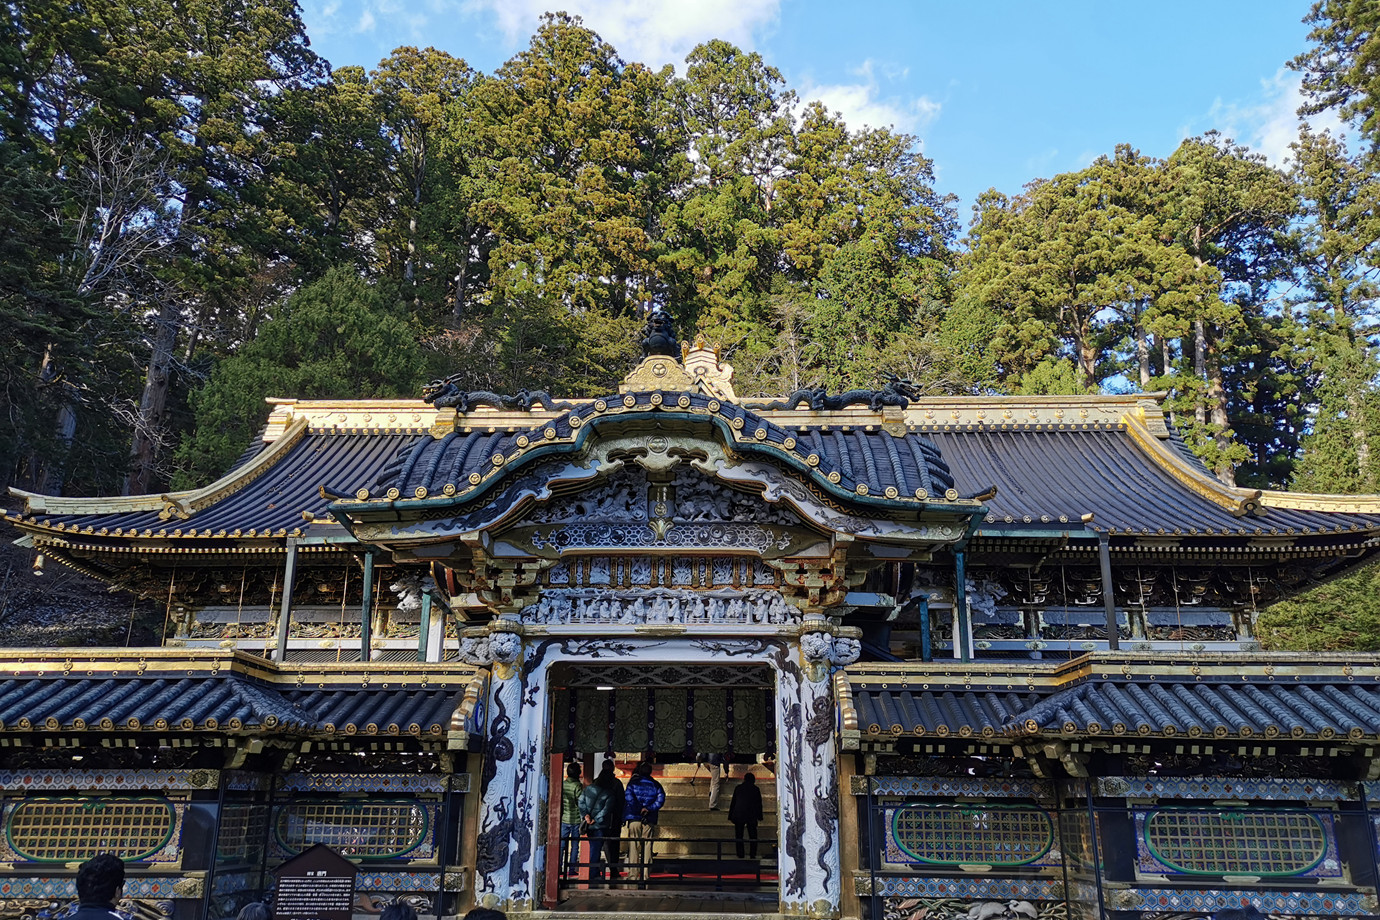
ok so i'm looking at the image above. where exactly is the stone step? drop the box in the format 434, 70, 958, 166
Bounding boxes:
657, 762, 772, 778
660, 793, 777, 809
658, 809, 777, 822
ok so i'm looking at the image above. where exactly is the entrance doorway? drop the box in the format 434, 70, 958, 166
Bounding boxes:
545, 663, 779, 911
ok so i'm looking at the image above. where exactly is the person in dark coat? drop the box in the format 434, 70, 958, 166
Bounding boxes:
581, 762, 625, 882
71, 854, 124, 920
727, 772, 764, 859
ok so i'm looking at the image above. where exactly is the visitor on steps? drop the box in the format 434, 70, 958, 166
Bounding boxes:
728, 772, 764, 859
624, 761, 666, 882
706, 752, 725, 809
559, 761, 584, 877
578, 770, 614, 883
586, 762, 625, 882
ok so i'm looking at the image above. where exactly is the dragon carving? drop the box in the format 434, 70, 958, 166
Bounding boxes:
422, 376, 574, 412
748, 373, 920, 411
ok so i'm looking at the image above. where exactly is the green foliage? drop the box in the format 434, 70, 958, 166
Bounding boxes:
172, 270, 430, 486
1257, 560, 1380, 651
1294, 0, 1380, 148
9, 4, 1380, 506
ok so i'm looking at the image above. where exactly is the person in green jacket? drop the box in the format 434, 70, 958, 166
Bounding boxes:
558, 762, 584, 877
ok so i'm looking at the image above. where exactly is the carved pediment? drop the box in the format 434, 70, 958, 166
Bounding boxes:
520, 468, 803, 528
501, 467, 817, 556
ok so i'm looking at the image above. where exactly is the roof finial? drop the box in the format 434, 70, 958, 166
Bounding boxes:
640, 307, 680, 359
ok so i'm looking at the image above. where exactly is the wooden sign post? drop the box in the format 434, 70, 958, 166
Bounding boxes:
274, 844, 359, 920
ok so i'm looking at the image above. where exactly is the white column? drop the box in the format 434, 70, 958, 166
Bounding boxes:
776, 636, 842, 918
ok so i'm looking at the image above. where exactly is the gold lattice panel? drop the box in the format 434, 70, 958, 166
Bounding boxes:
275, 800, 427, 859
7, 797, 176, 862
216, 803, 269, 862
1143, 809, 1330, 876
889, 805, 1054, 866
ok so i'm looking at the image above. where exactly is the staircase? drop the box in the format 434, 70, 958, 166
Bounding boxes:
649, 762, 778, 868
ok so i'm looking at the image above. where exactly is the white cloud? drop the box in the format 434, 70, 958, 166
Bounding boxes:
355, 6, 375, 33
461, 0, 780, 69
1205, 67, 1349, 167
799, 60, 941, 137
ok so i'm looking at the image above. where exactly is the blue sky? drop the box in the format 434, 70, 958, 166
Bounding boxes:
298, 0, 1343, 223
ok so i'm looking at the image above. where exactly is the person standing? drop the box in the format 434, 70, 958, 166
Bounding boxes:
558, 762, 584, 876
623, 761, 665, 882
728, 772, 763, 859
706, 752, 725, 810
71, 854, 125, 920
595, 763, 625, 880
578, 771, 613, 883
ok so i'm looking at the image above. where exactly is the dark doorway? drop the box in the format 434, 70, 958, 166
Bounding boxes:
545, 663, 779, 912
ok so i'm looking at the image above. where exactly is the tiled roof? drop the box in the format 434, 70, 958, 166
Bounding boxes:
933, 427, 1380, 536
11, 393, 1380, 549
10, 430, 416, 541
854, 687, 1045, 738
0, 674, 461, 736
1012, 678, 1380, 741
366, 390, 964, 504
844, 659, 1380, 742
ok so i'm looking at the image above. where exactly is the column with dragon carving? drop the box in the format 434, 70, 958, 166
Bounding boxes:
775, 619, 860, 918
468, 625, 533, 912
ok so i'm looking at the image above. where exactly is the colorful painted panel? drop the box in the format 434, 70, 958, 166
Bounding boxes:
866, 776, 1052, 800
1134, 808, 1340, 879
276, 774, 447, 794
0, 877, 190, 900
273, 799, 433, 860
1104, 887, 1374, 916
0, 769, 218, 792
5, 797, 177, 863
884, 805, 1061, 869
1102, 775, 1356, 802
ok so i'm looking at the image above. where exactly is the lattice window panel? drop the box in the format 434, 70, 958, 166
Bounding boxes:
889, 805, 1054, 866
216, 803, 269, 862
1141, 808, 1333, 877
7, 797, 176, 862
274, 799, 428, 859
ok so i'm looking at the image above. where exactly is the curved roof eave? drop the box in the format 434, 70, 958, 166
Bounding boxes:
329, 398, 990, 523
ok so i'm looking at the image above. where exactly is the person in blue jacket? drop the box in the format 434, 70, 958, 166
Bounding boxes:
623, 761, 666, 882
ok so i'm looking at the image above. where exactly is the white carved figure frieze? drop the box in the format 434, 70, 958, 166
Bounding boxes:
522, 587, 798, 627
670, 468, 799, 525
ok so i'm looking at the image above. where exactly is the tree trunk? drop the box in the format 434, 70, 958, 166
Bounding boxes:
1077, 316, 1098, 390
452, 220, 471, 325
33, 346, 78, 494
1193, 318, 1208, 427
1136, 302, 1151, 388
125, 296, 179, 495
1205, 333, 1234, 485
1350, 384, 1373, 488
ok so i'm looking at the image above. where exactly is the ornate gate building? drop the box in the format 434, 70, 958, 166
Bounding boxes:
6, 322, 1380, 920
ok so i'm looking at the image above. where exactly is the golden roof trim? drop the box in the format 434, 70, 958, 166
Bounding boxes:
264, 398, 445, 439
1121, 413, 1262, 516
0, 648, 478, 685
1257, 488, 1380, 513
